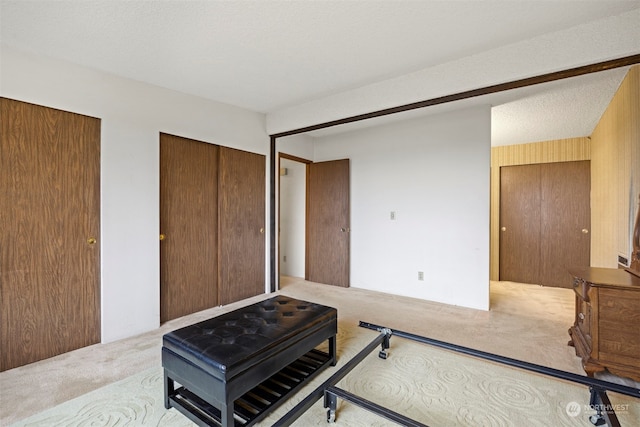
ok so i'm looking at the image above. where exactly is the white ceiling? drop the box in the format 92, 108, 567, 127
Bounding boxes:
1, 0, 639, 144
304, 65, 631, 143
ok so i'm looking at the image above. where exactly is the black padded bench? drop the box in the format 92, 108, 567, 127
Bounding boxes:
162, 295, 337, 426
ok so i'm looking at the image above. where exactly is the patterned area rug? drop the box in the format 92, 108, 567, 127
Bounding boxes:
12, 323, 639, 426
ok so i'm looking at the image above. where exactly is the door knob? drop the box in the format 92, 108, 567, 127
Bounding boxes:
260, 228, 264, 234
581, 229, 589, 234
159, 234, 165, 241
501, 227, 506, 232
87, 237, 97, 245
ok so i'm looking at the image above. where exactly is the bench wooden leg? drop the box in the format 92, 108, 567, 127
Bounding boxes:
163, 370, 174, 409
329, 335, 337, 366
221, 399, 235, 427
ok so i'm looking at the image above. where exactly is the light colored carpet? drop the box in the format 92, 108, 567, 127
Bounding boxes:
3, 278, 639, 426
10, 321, 639, 426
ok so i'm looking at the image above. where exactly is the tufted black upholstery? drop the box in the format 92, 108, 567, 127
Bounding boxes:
163, 295, 337, 381
162, 295, 337, 426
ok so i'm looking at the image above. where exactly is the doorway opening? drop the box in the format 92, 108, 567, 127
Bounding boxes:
277, 152, 351, 289
278, 154, 309, 283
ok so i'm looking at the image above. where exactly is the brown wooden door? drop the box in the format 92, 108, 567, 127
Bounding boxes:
306, 159, 350, 287
160, 134, 218, 322
0, 98, 101, 371
499, 164, 541, 285
540, 161, 590, 287
499, 161, 590, 288
218, 147, 265, 305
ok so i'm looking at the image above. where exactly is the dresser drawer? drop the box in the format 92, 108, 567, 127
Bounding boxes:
599, 288, 640, 323
598, 288, 640, 362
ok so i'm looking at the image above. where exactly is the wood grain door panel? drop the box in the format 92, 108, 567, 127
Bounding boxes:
499, 164, 541, 285
540, 161, 590, 287
218, 147, 265, 305
499, 161, 590, 288
160, 134, 218, 322
1, 98, 101, 371
307, 159, 350, 287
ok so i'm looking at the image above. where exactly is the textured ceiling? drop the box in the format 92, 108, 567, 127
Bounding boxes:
306, 66, 630, 146
1, 0, 639, 144
491, 67, 630, 146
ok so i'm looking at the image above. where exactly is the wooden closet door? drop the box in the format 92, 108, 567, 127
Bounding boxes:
218, 147, 265, 305
499, 161, 590, 288
499, 164, 541, 285
160, 134, 218, 322
540, 161, 590, 287
307, 159, 350, 287
1, 98, 101, 371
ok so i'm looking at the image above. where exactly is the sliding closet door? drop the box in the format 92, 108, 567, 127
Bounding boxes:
307, 159, 350, 287
499, 161, 590, 287
218, 147, 265, 305
1, 98, 101, 371
160, 133, 218, 322
539, 161, 590, 287
499, 164, 541, 285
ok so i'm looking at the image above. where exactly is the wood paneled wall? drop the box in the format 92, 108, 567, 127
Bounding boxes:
590, 65, 640, 268
490, 138, 591, 280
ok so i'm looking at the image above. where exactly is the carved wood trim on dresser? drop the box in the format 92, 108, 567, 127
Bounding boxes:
568, 267, 640, 382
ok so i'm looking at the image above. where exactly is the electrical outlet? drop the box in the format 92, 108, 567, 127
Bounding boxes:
618, 254, 628, 267
418, 271, 424, 281
390, 211, 396, 220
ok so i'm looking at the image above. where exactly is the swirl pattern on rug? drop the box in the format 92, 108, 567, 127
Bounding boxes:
12, 325, 639, 427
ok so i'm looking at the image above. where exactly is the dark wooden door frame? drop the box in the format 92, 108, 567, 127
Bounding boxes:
269, 55, 640, 292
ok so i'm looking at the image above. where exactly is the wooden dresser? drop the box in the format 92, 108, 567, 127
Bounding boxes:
568, 267, 640, 382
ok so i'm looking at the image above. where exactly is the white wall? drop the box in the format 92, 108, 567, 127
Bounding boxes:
313, 106, 491, 310
277, 133, 314, 160
279, 159, 306, 278
1, 45, 269, 342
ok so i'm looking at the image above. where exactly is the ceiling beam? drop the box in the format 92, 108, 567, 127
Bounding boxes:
270, 54, 640, 139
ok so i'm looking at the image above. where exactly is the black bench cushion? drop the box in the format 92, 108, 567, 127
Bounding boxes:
162, 295, 336, 380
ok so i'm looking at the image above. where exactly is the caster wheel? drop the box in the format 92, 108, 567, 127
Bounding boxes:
589, 414, 605, 426
379, 350, 387, 359
327, 409, 336, 423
